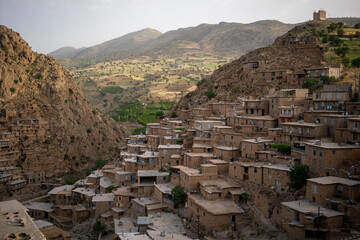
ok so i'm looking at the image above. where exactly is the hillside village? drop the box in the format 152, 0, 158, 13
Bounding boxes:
1, 10, 360, 240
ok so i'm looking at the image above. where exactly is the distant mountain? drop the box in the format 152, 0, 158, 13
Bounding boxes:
48, 46, 86, 59
328, 17, 360, 26
49, 20, 295, 60
49, 28, 162, 59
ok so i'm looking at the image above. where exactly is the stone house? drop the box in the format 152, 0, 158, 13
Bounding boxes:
213, 146, 239, 162
25, 202, 53, 220
281, 200, 344, 240
183, 152, 213, 168
241, 138, 273, 160
280, 121, 327, 143
243, 99, 269, 116
158, 144, 182, 169
92, 193, 115, 219
187, 193, 243, 233
113, 187, 137, 209
311, 84, 351, 111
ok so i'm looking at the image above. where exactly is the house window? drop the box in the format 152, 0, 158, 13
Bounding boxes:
319, 151, 322, 157
341, 131, 344, 137
312, 185, 317, 194
319, 161, 323, 168
332, 150, 336, 155
313, 159, 316, 166
268, 169, 271, 175
313, 149, 316, 155
336, 93, 342, 99
275, 180, 281, 187
330, 118, 335, 125
338, 185, 343, 193
323, 117, 327, 124
254, 168, 257, 173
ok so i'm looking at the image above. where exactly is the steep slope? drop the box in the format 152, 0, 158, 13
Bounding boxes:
0, 25, 129, 177
49, 28, 162, 59
174, 20, 331, 110
328, 17, 360, 26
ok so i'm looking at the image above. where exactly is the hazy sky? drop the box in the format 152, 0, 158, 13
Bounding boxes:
1, 0, 359, 54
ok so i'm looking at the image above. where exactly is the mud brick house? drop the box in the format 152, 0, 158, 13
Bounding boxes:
183, 152, 213, 168
243, 99, 269, 116
199, 179, 240, 200
234, 115, 277, 132
194, 120, 224, 138
241, 138, 273, 160
346, 102, 360, 115
280, 121, 327, 143
146, 135, 160, 151
187, 193, 243, 233
278, 105, 304, 123
92, 193, 115, 219
213, 146, 239, 162
319, 114, 355, 138
262, 163, 291, 188
311, 84, 351, 111
305, 66, 341, 79
113, 170, 135, 187
137, 170, 168, 197
129, 134, 146, 144
131, 197, 163, 216
207, 159, 229, 175
208, 102, 243, 116
192, 108, 212, 118
48, 185, 74, 204
72, 187, 95, 207
303, 110, 344, 123
153, 183, 174, 208
301, 141, 360, 177
127, 143, 146, 154
171, 165, 218, 191
229, 162, 263, 183
113, 187, 137, 209
6, 179, 27, 194
136, 151, 159, 170
344, 117, 360, 143
25, 170, 45, 184
25, 202, 53, 220
281, 200, 344, 240
146, 123, 161, 135
158, 144, 182, 168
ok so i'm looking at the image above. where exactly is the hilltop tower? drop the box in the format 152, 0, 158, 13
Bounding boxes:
313, 10, 326, 21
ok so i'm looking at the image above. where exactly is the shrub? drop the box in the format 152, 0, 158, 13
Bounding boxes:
205, 88, 216, 99
94, 158, 106, 169
272, 143, 291, 155
302, 78, 318, 91
321, 76, 337, 84
10, 87, 16, 93
64, 154, 69, 160
64, 177, 75, 185
240, 192, 249, 202
171, 185, 186, 205
132, 127, 146, 135
355, 23, 360, 29
93, 220, 105, 233
35, 73, 44, 79
289, 165, 309, 189
107, 185, 115, 191
231, 86, 240, 94
86, 128, 92, 133
352, 57, 360, 67
170, 111, 178, 118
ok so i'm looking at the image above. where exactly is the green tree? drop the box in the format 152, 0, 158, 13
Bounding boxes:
171, 185, 186, 205
289, 165, 309, 189
93, 220, 105, 233
355, 23, 360, 29
302, 78, 318, 91
352, 57, 360, 67
107, 185, 115, 191
170, 111, 178, 118
271, 143, 291, 155
321, 76, 337, 84
205, 88, 216, 99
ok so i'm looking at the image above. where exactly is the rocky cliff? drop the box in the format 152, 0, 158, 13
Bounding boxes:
0, 25, 129, 177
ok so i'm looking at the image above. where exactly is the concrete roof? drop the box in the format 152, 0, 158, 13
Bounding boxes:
92, 193, 115, 202
0, 209, 46, 240
241, 138, 273, 144
138, 170, 168, 177
158, 144, 182, 149
138, 151, 159, 158
25, 202, 53, 213
238, 115, 276, 120
137, 216, 151, 225
282, 200, 344, 217
154, 183, 175, 194
208, 159, 228, 164
280, 122, 326, 127
305, 141, 360, 149
215, 146, 239, 151
184, 152, 213, 157
262, 163, 291, 172
188, 194, 243, 215
132, 197, 159, 206
199, 179, 238, 189
172, 166, 200, 176
0, 200, 28, 213
72, 187, 95, 196
112, 187, 137, 197
307, 176, 360, 186
147, 230, 192, 240
34, 220, 53, 229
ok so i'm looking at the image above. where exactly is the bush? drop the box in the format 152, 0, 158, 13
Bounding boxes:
94, 158, 106, 169
93, 220, 105, 233
107, 185, 115, 191
171, 185, 186, 205
205, 88, 216, 99
64, 177, 75, 185
86, 128, 92, 133
302, 78, 318, 91
240, 192, 249, 202
352, 57, 360, 67
170, 111, 178, 118
35, 73, 44, 79
231, 86, 240, 94
289, 165, 309, 189
132, 127, 146, 135
355, 23, 360, 29
10, 87, 16, 93
342, 57, 351, 67
64, 154, 69, 160
321, 76, 337, 84
335, 45, 350, 57
272, 143, 291, 155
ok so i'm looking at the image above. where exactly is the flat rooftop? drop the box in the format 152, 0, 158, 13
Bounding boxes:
241, 138, 273, 144
25, 202, 53, 212
158, 144, 182, 149
132, 197, 159, 206
154, 183, 175, 194
72, 187, 95, 196
282, 200, 344, 217
138, 170, 168, 177
215, 146, 239, 151
189, 194, 243, 215
200, 179, 238, 189
280, 122, 326, 127
307, 176, 360, 186
92, 193, 115, 202
305, 141, 360, 149
0, 200, 28, 213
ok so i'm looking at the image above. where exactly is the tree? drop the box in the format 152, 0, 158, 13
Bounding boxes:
289, 165, 309, 189
170, 111, 178, 118
171, 185, 186, 205
93, 220, 105, 233
272, 144, 291, 155
302, 78, 318, 91
355, 23, 360, 29
321, 76, 337, 84
352, 57, 360, 67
